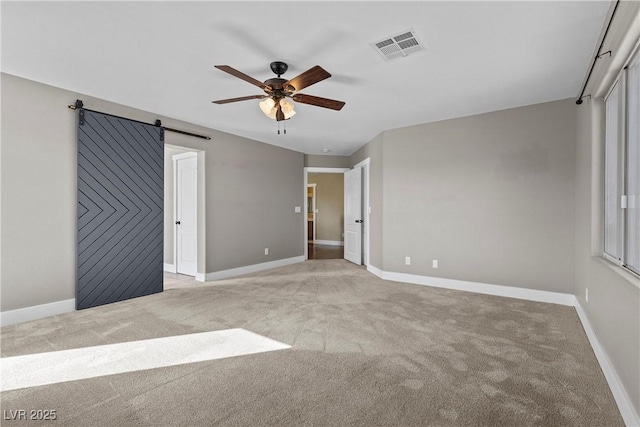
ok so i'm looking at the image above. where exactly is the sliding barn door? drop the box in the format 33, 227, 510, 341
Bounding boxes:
77, 109, 163, 310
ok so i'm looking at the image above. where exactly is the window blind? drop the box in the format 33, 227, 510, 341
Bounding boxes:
604, 82, 621, 260
625, 50, 640, 273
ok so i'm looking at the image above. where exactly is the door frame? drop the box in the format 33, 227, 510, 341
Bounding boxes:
353, 158, 371, 267
173, 151, 198, 276
307, 183, 317, 241
303, 165, 370, 264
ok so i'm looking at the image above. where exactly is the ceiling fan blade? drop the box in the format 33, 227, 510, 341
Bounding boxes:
215, 65, 270, 90
292, 94, 345, 111
212, 95, 266, 104
276, 102, 285, 121
283, 66, 331, 93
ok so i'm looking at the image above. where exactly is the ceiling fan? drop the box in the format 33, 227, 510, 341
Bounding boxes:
211, 61, 345, 122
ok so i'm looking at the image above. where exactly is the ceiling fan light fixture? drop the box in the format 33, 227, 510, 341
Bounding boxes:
266, 106, 277, 120
259, 97, 297, 120
259, 97, 275, 115
280, 98, 294, 113
280, 99, 296, 119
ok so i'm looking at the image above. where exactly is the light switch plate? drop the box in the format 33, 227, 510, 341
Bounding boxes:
294, 206, 301, 213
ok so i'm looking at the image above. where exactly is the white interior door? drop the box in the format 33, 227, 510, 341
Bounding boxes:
344, 167, 362, 265
175, 154, 197, 276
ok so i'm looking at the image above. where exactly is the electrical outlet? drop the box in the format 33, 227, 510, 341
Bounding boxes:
585, 288, 589, 303
294, 206, 301, 213
264, 248, 269, 256
405, 257, 411, 265
432, 259, 439, 268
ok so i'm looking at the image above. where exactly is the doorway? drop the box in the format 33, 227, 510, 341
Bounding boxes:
307, 184, 316, 241
303, 161, 370, 265
304, 168, 348, 260
307, 172, 343, 259
163, 145, 203, 281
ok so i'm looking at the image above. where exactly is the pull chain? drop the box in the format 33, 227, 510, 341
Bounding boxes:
276, 121, 288, 135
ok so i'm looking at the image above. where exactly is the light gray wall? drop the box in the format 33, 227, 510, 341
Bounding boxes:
1, 73, 304, 311
570, 1, 640, 415
1, 74, 76, 311
374, 99, 577, 294
307, 173, 344, 242
304, 154, 351, 168
574, 98, 640, 415
351, 133, 383, 268
206, 134, 303, 271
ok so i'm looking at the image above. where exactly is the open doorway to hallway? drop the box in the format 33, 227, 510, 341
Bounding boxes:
303, 161, 370, 266
307, 171, 345, 260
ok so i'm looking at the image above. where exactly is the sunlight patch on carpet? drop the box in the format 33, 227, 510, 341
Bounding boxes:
0, 329, 290, 391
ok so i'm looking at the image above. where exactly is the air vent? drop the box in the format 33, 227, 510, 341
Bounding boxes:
371, 29, 425, 61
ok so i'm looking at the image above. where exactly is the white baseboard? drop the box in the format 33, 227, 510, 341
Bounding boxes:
1, 299, 76, 327
195, 273, 206, 282
574, 300, 640, 427
203, 256, 305, 281
367, 264, 383, 278
311, 240, 344, 247
375, 270, 574, 306
163, 263, 177, 273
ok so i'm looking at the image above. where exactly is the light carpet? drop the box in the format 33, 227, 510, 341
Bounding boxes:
0, 260, 623, 426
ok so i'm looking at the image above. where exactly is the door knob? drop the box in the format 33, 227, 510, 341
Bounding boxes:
355, 219, 363, 223
175, 221, 181, 225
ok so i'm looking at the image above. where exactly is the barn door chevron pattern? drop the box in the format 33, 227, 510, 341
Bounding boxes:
77, 109, 163, 310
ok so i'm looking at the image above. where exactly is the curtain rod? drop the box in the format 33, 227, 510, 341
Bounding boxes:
576, 0, 620, 105
68, 100, 211, 140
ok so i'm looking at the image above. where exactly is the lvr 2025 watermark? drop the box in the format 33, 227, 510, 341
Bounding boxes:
3, 410, 57, 421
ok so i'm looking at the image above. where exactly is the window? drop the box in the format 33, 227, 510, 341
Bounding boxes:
604, 46, 640, 275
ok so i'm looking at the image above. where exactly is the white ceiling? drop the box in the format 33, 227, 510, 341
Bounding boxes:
1, 1, 609, 155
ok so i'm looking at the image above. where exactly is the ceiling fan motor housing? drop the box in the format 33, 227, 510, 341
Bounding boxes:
264, 78, 291, 98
